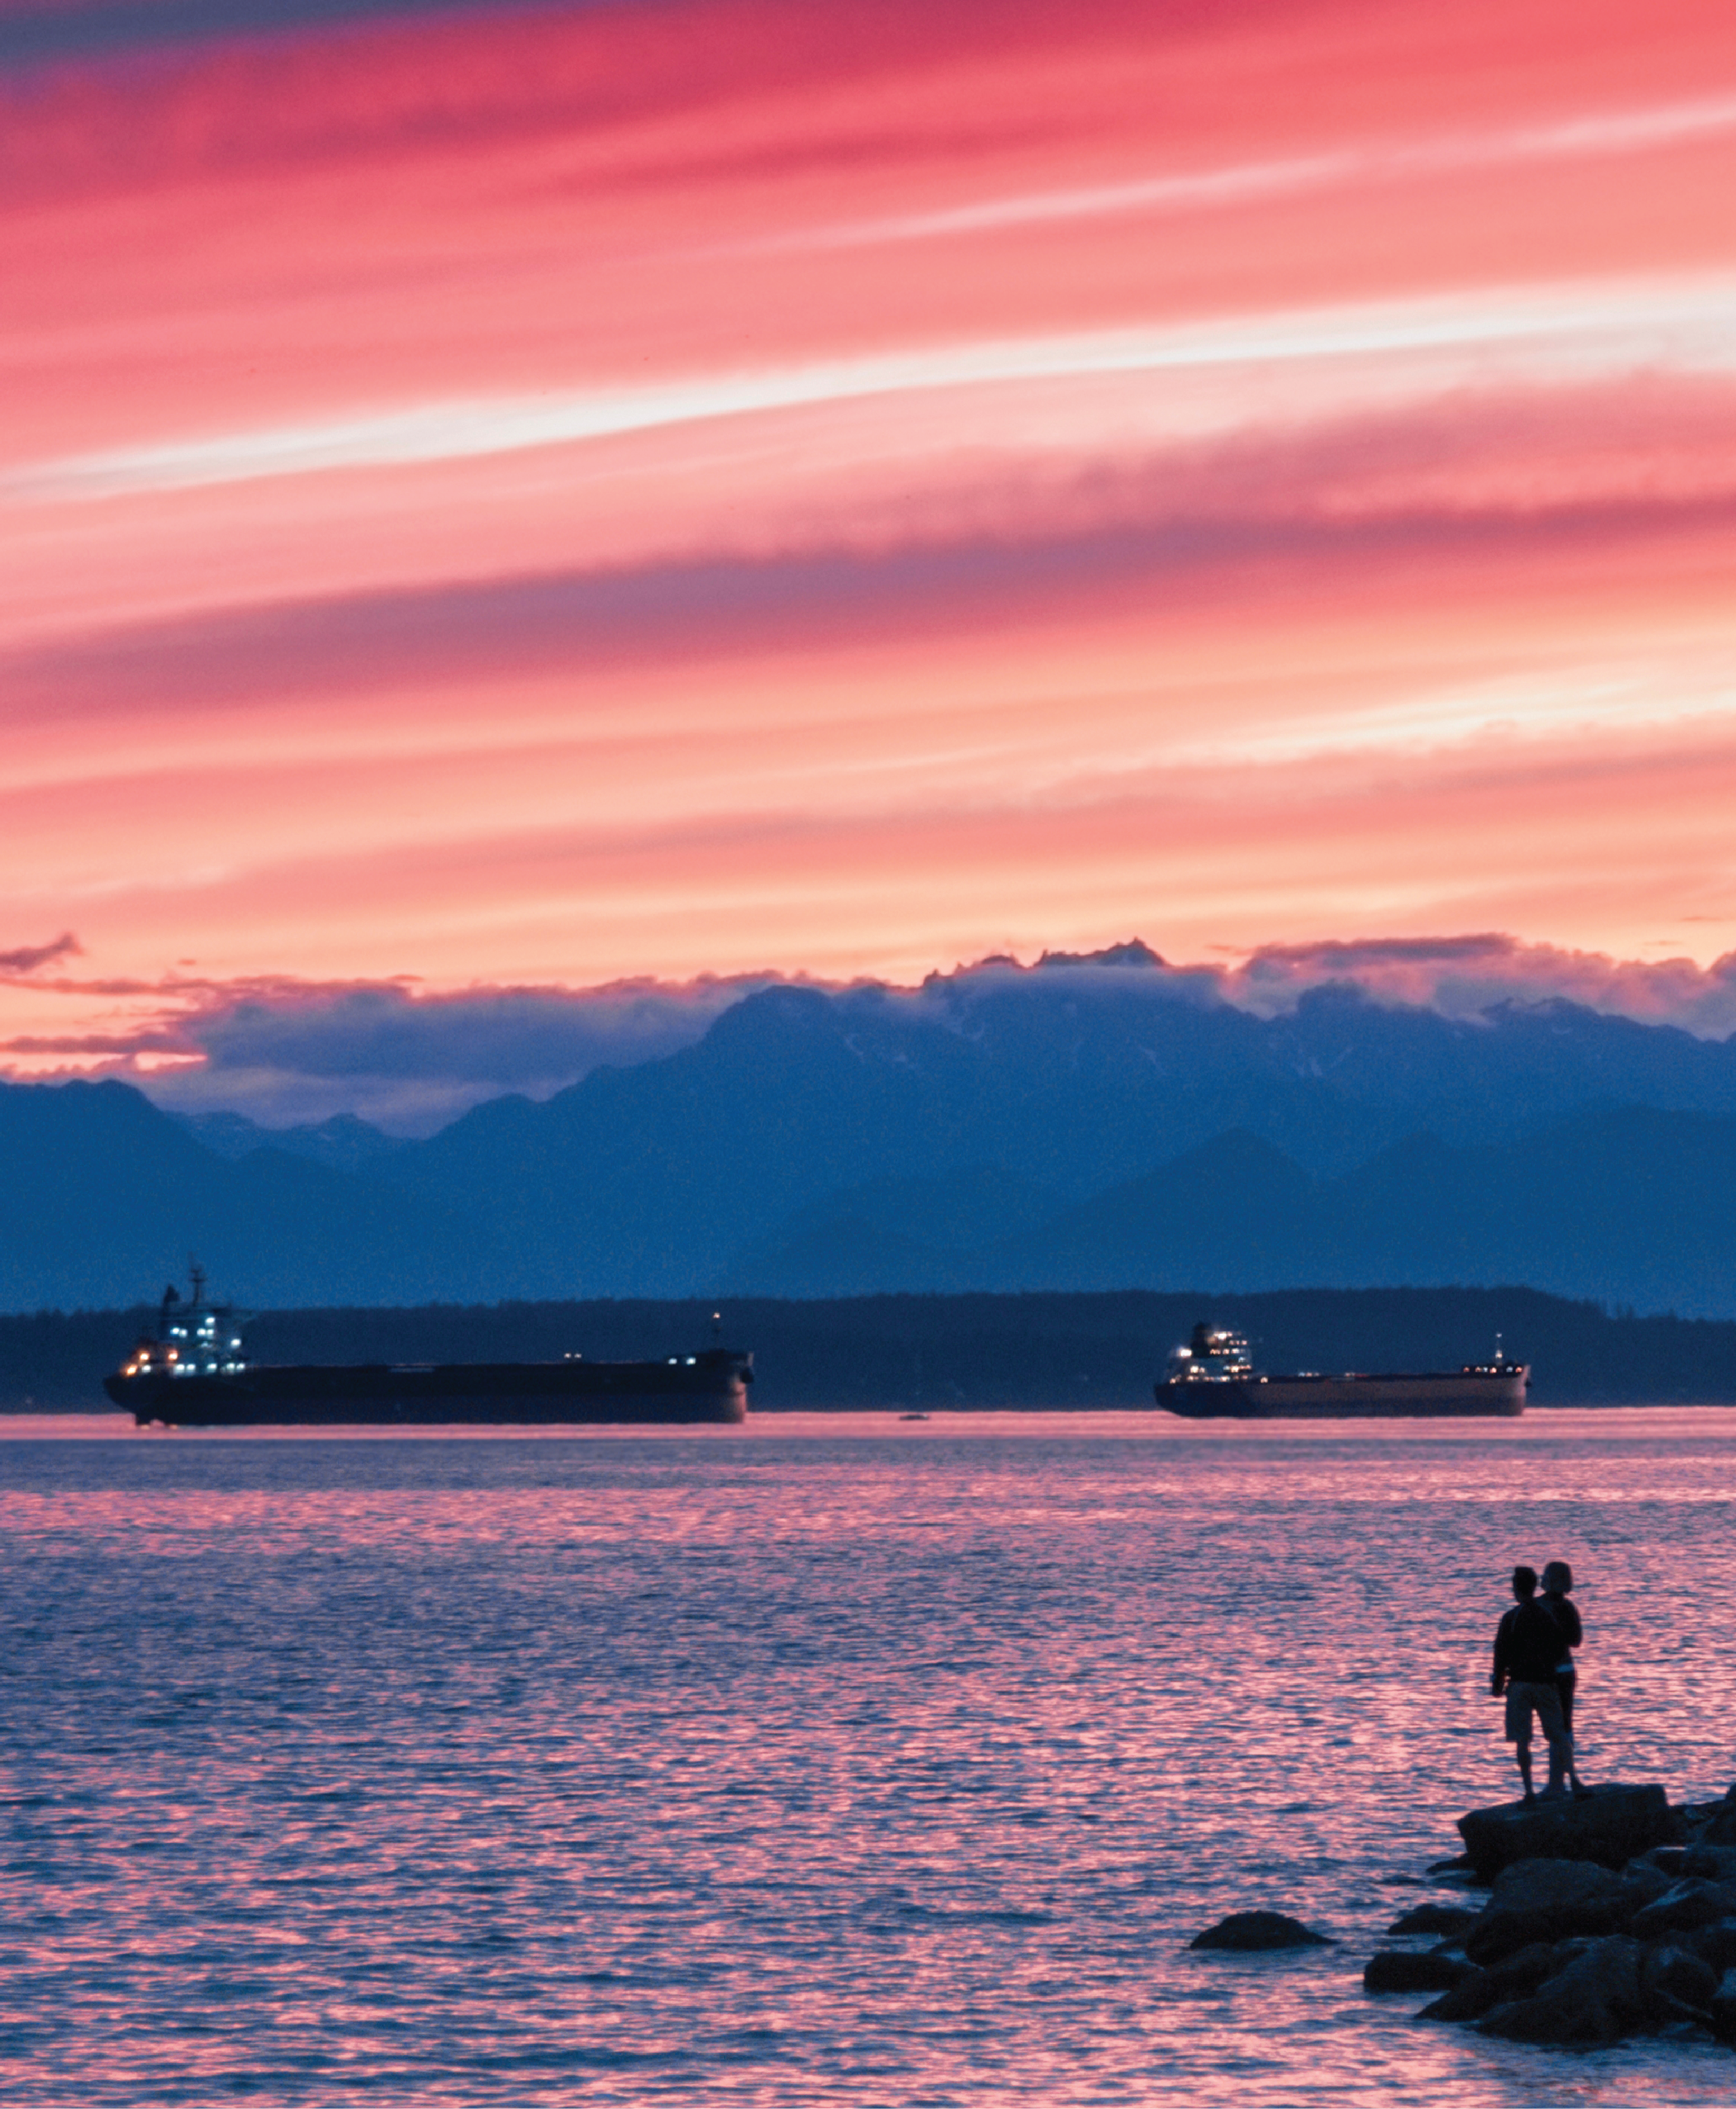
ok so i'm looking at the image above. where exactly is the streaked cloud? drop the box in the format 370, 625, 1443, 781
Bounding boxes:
767, 94, 1736, 252
3, 0, 1736, 1097
11, 274, 1736, 501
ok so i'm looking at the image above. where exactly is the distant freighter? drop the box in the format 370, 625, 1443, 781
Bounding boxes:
1155, 1322, 1526, 1419
104, 1270, 751, 1428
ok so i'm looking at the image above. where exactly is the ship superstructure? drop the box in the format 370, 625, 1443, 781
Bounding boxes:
116, 1266, 249, 1385
1156, 1321, 1526, 1418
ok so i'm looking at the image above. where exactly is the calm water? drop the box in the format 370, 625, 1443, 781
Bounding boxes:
4, 1410, 1736, 2107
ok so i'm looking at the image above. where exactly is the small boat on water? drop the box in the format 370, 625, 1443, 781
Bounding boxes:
1155, 1322, 1526, 1419
105, 1267, 751, 1427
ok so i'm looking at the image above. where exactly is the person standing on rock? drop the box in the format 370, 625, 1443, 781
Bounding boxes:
1541, 1558, 1589, 1799
1491, 1565, 1571, 1806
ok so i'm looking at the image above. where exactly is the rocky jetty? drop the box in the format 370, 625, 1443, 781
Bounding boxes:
1363, 1783, 1736, 2049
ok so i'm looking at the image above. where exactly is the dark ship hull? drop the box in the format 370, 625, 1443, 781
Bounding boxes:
108, 1351, 751, 1428
1157, 1367, 1526, 1419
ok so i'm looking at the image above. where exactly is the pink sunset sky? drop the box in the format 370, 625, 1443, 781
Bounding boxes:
5, 0, 1736, 1124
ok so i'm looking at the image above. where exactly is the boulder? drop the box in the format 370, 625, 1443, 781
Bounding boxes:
1639, 1943, 1719, 2022
1421, 1941, 1562, 2022
1458, 1785, 1674, 1880
1386, 1901, 1478, 1937
1687, 1917, 1736, 1975
1692, 1802, 1736, 1845
1491, 1859, 1640, 1915
1462, 1860, 1648, 1965
1619, 1860, 1675, 1910
1477, 1936, 1647, 2047
1683, 1844, 1736, 1883
1419, 1967, 1494, 2022
1708, 1968, 1736, 2044
1460, 1916, 1530, 1967
1630, 1879, 1736, 1940
1364, 1948, 1474, 1993
1190, 1910, 1330, 1951
1465, 1910, 1577, 1969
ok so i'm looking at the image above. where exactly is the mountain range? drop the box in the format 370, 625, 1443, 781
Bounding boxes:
8, 949, 1736, 1315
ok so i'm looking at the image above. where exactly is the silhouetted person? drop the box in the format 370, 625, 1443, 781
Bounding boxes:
1491, 1564, 1571, 1805
1541, 1558, 1588, 1798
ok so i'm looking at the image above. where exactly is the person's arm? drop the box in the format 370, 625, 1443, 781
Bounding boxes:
1558, 1601, 1583, 1649
1492, 1610, 1510, 1694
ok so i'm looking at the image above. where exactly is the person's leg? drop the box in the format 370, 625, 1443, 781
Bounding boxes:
1560, 1676, 1589, 1794
1543, 1728, 1568, 1796
1504, 1681, 1536, 1802
1537, 1685, 1569, 1798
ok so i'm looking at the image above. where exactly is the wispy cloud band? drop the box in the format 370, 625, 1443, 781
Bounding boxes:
12, 274, 1736, 500
762, 92, 1736, 251
5, 0, 1736, 1090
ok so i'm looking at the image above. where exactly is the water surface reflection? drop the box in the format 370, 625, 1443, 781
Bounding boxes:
4, 1413, 1733, 2103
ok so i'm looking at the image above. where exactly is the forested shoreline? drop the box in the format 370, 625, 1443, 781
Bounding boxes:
5, 1285, 1736, 1410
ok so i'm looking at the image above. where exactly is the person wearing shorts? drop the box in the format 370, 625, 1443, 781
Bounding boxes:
1491, 1565, 1571, 1805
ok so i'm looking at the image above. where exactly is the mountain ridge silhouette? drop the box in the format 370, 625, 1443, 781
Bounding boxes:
10, 969, 1736, 1313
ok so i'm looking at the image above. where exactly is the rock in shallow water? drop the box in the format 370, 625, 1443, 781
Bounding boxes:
1476, 1936, 1647, 2047
1418, 1967, 1493, 2022
1363, 1948, 1473, 1993
1190, 1911, 1330, 1951
1419, 1942, 1560, 2022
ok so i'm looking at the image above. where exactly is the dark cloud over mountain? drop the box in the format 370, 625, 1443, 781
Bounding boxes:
15, 933, 1736, 1133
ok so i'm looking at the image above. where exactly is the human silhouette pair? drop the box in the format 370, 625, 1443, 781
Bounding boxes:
1490, 1562, 1587, 1805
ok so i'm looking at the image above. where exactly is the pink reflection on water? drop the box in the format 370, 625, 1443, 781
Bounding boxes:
7, 1415, 1736, 2103
11, 1406, 1736, 1442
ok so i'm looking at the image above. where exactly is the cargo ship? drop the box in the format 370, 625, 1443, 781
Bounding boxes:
1155, 1322, 1526, 1419
105, 1270, 751, 1427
